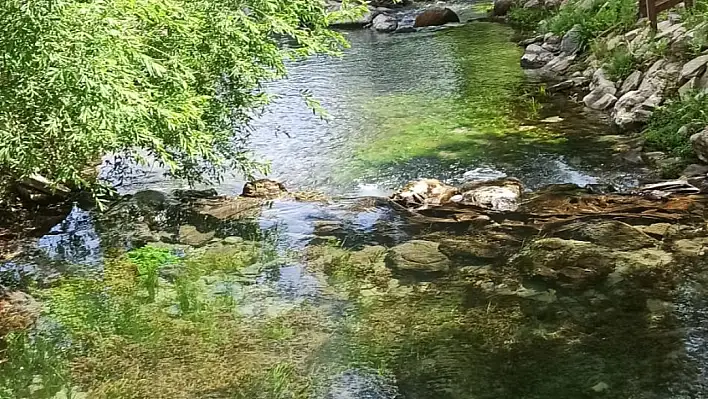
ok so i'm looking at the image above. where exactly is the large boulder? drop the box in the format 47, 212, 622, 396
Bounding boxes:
454, 178, 523, 212
413, 8, 459, 28
613, 60, 681, 129
691, 127, 708, 163
386, 240, 451, 273
372, 13, 398, 32
619, 70, 642, 95
521, 44, 555, 69
390, 179, 458, 209
493, 0, 514, 16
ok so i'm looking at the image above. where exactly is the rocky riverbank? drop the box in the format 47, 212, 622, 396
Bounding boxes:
492, 0, 708, 179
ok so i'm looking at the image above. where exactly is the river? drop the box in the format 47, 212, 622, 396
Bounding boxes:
3, 11, 708, 399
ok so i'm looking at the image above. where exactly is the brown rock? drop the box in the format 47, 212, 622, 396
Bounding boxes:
242, 179, 287, 199
413, 8, 460, 28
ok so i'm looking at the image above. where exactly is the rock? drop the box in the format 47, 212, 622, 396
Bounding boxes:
372, 13, 398, 32
544, 33, 562, 45
619, 70, 642, 95
542, 42, 561, 53
456, 178, 523, 211
548, 80, 574, 92
329, 7, 380, 28
413, 8, 459, 28
672, 237, 708, 257
178, 225, 215, 247
0, 291, 41, 337
560, 24, 584, 55
437, 232, 518, 262
493, 0, 514, 16
540, 54, 576, 76
512, 238, 673, 289
512, 238, 616, 287
242, 179, 287, 198
326, 369, 399, 399
682, 163, 708, 177
223, 236, 245, 245
197, 196, 264, 220
390, 179, 458, 209
521, 44, 554, 69
613, 60, 681, 129
553, 220, 658, 250
583, 68, 617, 110
519, 35, 544, 46
583, 92, 617, 110
680, 55, 708, 83
523, 0, 543, 8
637, 223, 672, 237
369, 0, 409, 7
394, 26, 417, 34
386, 240, 451, 273
691, 127, 708, 163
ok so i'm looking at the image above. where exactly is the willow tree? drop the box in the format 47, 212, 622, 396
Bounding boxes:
0, 0, 363, 197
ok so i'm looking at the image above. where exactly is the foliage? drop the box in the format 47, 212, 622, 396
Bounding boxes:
128, 246, 178, 302
0, 0, 364, 196
644, 93, 708, 158
602, 47, 639, 81
508, 7, 552, 31
546, 0, 638, 49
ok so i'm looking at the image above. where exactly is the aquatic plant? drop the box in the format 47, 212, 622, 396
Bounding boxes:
128, 246, 179, 302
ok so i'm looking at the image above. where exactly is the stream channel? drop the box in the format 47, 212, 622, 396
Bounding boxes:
3, 6, 708, 399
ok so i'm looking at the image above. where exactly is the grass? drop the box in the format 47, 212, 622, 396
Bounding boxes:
508, 7, 552, 32
545, 0, 638, 50
644, 93, 708, 159
603, 47, 639, 81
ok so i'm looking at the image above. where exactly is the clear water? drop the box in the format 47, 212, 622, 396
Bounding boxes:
9, 14, 708, 399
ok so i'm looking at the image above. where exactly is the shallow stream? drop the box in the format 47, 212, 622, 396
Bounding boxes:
4, 10, 708, 399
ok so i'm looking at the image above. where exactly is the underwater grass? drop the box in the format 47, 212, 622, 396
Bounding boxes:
2, 241, 329, 398
353, 23, 565, 168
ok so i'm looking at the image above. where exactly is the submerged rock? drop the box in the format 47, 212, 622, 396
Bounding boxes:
413, 8, 459, 28
552, 220, 658, 250
241, 179, 287, 199
325, 369, 399, 399
386, 240, 451, 273
455, 178, 523, 211
0, 291, 41, 338
178, 225, 215, 247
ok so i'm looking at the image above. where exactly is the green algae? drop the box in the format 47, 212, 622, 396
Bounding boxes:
353, 23, 563, 168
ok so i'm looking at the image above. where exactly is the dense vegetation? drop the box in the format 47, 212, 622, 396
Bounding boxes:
0, 0, 363, 198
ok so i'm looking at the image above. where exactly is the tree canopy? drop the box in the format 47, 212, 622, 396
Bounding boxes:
0, 0, 363, 196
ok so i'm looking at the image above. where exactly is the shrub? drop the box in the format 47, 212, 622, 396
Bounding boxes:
0, 0, 364, 197
509, 7, 553, 31
644, 94, 708, 158
603, 47, 638, 81
546, 0, 638, 49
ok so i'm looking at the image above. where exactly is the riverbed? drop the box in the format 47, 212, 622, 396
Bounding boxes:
3, 14, 708, 399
